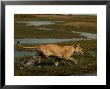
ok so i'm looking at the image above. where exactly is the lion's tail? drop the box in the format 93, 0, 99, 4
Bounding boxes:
23, 46, 36, 49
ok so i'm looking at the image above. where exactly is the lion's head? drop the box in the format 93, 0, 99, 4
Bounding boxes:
73, 44, 83, 54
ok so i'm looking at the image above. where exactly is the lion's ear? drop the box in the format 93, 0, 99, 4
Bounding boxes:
73, 46, 75, 48
73, 45, 77, 48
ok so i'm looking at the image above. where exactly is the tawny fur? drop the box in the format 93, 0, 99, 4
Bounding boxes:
21, 44, 83, 64
35, 44, 83, 64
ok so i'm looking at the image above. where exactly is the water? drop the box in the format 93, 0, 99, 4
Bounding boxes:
17, 21, 58, 26
71, 31, 97, 39
15, 30, 96, 45
15, 38, 84, 44
38, 28, 52, 30
15, 51, 36, 58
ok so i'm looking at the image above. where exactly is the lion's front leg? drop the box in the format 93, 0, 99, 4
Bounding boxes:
64, 56, 78, 65
69, 58, 78, 65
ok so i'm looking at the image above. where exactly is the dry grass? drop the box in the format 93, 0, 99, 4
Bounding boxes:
64, 22, 96, 28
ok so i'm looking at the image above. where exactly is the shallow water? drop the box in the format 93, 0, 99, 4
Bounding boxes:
15, 51, 36, 58
38, 28, 52, 30
15, 30, 96, 45
15, 38, 84, 44
71, 31, 97, 39
17, 21, 59, 26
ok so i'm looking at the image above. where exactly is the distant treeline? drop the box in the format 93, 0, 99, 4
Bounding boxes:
14, 14, 96, 19
14, 14, 36, 19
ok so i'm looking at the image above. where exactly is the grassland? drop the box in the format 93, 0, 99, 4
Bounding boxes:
14, 14, 97, 39
14, 23, 81, 39
15, 14, 97, 23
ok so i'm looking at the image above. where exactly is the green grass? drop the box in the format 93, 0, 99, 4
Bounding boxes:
14, 24, 81, 39
14, 57, 96, 76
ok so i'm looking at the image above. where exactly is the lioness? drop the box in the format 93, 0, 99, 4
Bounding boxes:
35, 44, 83, 65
